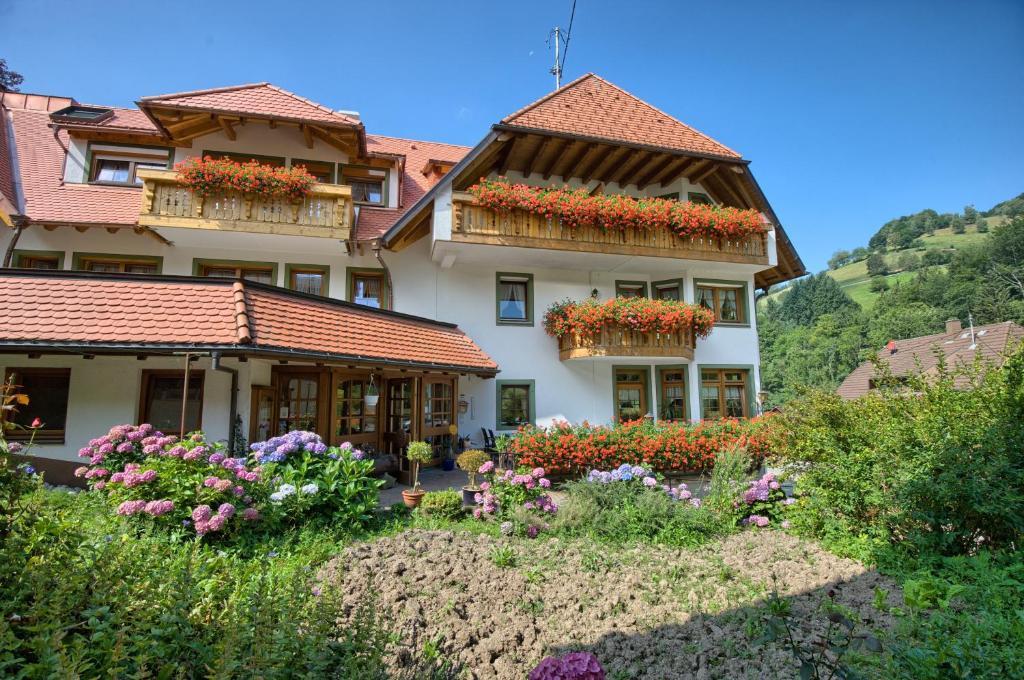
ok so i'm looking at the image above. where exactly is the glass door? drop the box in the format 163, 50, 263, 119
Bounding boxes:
383, 378, 415, 474
614, 369, 648, 422
249, 386, 275, 443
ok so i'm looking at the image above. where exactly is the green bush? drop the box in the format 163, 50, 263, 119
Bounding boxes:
418, 490, 463, 520
553, 475, 727, 546
770, 346, 1024, 558
0, 490, 456, 678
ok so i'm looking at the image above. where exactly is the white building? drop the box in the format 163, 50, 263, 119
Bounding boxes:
0, 75, 804, 484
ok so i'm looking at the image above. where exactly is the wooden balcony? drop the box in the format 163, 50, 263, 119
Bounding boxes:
137, 169, 353, 239
452, 192, 768, 264
558, 325, 696, 361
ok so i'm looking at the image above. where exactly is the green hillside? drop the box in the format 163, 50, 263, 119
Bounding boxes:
765, 218, 1001, 310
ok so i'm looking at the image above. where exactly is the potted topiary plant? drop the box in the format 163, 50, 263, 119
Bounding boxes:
457, 449, 490, 506
494, 433, 514, 471
401, 440, 433, 508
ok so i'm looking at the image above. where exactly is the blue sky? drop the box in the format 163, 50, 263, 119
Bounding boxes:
3, 0, 1022, 272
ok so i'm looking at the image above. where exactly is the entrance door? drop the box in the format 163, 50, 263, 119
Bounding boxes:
249, 386, 275, 443
614, 368, 648, 422
383, 378, 415, 478
421, 377, 456, 463
276, 372, 320, 434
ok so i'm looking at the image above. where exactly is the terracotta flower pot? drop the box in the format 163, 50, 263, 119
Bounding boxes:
402, 488, 426, 509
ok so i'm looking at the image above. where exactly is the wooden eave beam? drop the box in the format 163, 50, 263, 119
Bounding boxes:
496, 134, 522, 176
453, 141, 508, 189
525, 136, 553, 177
586, 146, 627, 184
551, 141, 590, 181
163, 114, 213, 134
578, 145, 616, 184
301, 124, 314, 149
565, 143, 601, 181
653, 157, 693, 187
309, 126, 354, 155
690, 161, 719, 186
217, 117, 236, 141
176, 122, 222, 142
635, 154, 677, 190
612, 151, 654, 187
540, 138, 570, 180
705, 172, 744, 208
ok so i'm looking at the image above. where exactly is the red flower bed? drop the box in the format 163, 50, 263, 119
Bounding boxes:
543, 297, 716, 339
511, 418, 772, 475
176, 156, 317, 200
468, 177, 766, 241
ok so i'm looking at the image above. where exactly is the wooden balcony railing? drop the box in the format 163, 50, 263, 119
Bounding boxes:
451, 192, 768, 264
558, 325, 696, 361
137, 169, 353, 239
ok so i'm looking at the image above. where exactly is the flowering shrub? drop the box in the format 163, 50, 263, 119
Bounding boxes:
663, 480, 703, 508
78, 429, 265, 538
735, 471, 792, 529
469, 177, 766, 241
176, 156, 317, 200
529, 651, 605, 680
253, 432, 382, 527
473, 462, 557, 536
513, 417, 772, 475
543, 296, 716, 340
1, 378, 43, 538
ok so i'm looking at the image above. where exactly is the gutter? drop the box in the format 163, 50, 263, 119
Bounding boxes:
371, 239, 395, 308
2, 217, 26, 267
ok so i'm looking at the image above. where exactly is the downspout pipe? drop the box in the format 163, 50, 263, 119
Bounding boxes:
2, 217, 27, 267
372, 239, 395, 309
211, 352, 239, 454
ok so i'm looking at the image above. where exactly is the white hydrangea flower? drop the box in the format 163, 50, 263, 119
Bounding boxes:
300, 483, 319, 495
277, 483, 296, 496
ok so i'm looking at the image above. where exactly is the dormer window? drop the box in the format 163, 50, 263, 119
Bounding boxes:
90, 153, 168, 186
341, 166, 386, 206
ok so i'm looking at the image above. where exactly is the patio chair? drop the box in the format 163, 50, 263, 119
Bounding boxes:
481, 428, 497, 461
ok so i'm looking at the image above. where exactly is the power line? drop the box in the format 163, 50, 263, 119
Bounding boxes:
560, 0, 576, 74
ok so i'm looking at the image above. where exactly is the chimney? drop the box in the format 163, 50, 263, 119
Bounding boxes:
945, 319, 962, 334
886, 340, 897, 354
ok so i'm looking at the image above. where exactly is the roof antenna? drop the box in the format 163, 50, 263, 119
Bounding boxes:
547, 0, 577, 90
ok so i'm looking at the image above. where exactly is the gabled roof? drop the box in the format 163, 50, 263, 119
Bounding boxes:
55, 106, 160, 134
837, 321, 1024, 399
0, 271, 499, 375
139, 83, 361, 128
501, 73, 741, 160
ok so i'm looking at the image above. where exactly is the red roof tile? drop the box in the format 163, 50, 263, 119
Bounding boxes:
139, 83, 361, 128
0, 272, 498, 374
502, 73, 741, 159
66, 106, 159, 133
356, 135, 469, 240
9, 109, 139, 225
837, 321, 1024, 399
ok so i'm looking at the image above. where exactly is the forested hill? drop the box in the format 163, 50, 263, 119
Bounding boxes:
758, 192, 1024, 406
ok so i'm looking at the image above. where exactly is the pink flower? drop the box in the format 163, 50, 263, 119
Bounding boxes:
539, 478, 551, 488
74, 466, 88, 478
241, 508, 259, 521
98, 443, 114, 455
140, 469, 157, 483
213, 479, 232, 493
531, 467, 545, 478
233, 485, 245, 497
208, 452, 224, 464
94, 481, 106, 491
478, 461, 495, 474
218, 503, 235, 518
142, 445, 160, 455
479, 481, 490, 491
207, 514, 226, 531
116, 442, 133, 454
30, 417, 42, 428
192, 504, 212, 523
117, 500, 146, 516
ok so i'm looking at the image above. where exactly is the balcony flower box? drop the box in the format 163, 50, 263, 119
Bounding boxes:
176, 156, 316, 201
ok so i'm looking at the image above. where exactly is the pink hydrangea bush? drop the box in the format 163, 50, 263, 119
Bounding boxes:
529, 651, 605, 680
472, 462, 558, 537
735, 471, 793, 529
77, 426, 266, 538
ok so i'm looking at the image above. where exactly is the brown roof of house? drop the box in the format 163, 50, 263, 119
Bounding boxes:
7, 108, 140, 225
0, 271, 498, 374
502, 73, 742, 159
139, 83, 362, 128
355, 134, 469, 240
61, 106, 160, 134
837, 321, 1024, 399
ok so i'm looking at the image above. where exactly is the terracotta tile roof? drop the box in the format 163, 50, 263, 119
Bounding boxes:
837, 321, 1024, 399
502, 73, 741, 159
0, 271, 498, 374
139, 83, 361, 128
9, 109, 140, 225
356, 134, 469, 240
64, 106, 159, 133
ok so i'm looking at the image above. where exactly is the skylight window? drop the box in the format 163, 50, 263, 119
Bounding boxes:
50, 105, 114, 124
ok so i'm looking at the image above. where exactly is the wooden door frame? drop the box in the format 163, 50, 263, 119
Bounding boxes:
248, 385, 276, 443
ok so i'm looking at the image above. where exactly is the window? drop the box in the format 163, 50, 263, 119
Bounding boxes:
653, 279, 683, 301
687, 192, 713, 205
658, 368, 688, 421
90, 153, 168, 186
422, 378, 457, 457
202, 151, 286, 167
613, 368, 649, 422
139, 370, 204, 436
292, 159, 335, 184
341, 166, 386, 206
347, 268, 389, 309
196, 260, 276, 285
335, 374, 377, 442
656, 192, 680, 201
695, 282, 747, 324
277, 373, 320, 434
3, 368, 71, 443
287, 264, 329, 296
13, 251, 63, 269
74, 254, 161, 274
700, 368, 749, 419
497, 380, 535, 429
615, 281, 648, 298
496, 273, 533, 325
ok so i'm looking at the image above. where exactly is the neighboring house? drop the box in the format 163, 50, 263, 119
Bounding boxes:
0, 75, 805, 482
837, 319, 1024, 399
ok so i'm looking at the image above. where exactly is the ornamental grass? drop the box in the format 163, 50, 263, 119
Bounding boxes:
511, 417, 772, 475
543, 296, 716, 339
468, 177, 766, 240
176, 156, 317, 200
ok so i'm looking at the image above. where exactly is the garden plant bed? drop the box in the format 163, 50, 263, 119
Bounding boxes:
322, 529, 901, 679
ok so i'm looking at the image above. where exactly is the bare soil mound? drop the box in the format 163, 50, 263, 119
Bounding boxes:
320, 530, 899, 679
